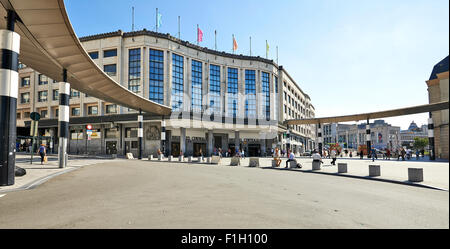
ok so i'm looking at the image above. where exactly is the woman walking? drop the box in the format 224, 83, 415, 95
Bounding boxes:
38, 144, 46, 165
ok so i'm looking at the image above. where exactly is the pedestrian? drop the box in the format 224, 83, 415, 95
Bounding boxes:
415, 149, 420, 160
330, 148, 337, 165
38, 143, 46, 165
360, 149, 364, 159
386, 148, 391, 160
285, 149, 301, 168
273, 148, 282, 167
371, 147, 377, 162
312, 149, 323, 164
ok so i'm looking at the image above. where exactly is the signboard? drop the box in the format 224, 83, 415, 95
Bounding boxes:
30, 120, 38, 137
30, 112, 40, 121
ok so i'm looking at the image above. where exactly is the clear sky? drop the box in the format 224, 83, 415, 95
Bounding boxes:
64, 0, 449, 130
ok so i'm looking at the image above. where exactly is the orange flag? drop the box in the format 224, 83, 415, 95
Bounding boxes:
233, 36, 238, 51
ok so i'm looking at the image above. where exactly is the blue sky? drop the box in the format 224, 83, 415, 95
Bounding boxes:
65, 0, 449, 129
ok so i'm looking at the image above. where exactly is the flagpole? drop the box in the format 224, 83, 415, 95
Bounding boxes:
232, 34, 234, 54
197, 24, 199, 46
250, 36, 252, 56
215, 30, 217, 50
266, 40, 268, 59
276, 46, 278, 65
156, 8, 158, 32
132, 6, 134, 32
178, 16, 181, 40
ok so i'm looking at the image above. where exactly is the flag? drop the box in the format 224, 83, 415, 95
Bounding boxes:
197, 26, 203, 43
233, 36, 238, 51
157, 12, 162, 29
266, 40, 269, 55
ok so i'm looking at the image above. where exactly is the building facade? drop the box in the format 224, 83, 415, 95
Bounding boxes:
426, 55, 449, 159
17, 29, 316, 157
399, 121, 428, 148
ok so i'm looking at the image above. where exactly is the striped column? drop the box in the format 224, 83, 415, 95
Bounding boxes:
138, 110, 143, 159
428, 115, 435, 160
366, 119, 371, 158
0, 11, 20, 186
161, 117, 166, 156
58, 69, 70, 168
318, 123, 323, 156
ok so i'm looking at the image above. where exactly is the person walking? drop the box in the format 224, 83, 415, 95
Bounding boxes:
386, 148, 391, 160
371, 147, 377, 162
330, 148, 337, 165
38, 144, 46, 165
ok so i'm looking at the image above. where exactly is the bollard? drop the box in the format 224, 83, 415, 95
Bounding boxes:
408, 168, 423, 182
188, 156, 193, 162
312, 161, 321, 170
158, 154, 163, 161
206, 157, 211, 164
272, 160, 277, 167
168, 155, 173, 162
179, 155, 184, 162
338, 163, 347, 173
369, 165, 380, 177
148, 155, 153, 161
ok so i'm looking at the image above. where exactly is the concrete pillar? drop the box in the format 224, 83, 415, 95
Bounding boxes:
366, 119, 371, 158
235, 130, 240, 152
138, 110, 143, 159
207, 129, 213, 156
0, 10, 20, 186
428, 115, 435, 160
161, 117, 166, 156
318, 123, 323, 156
58, 70, 70, 168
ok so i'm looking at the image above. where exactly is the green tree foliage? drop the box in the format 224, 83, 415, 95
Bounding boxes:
413, 137, 428, 150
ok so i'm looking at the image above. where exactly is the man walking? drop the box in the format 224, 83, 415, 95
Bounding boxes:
330, 148, 337, 165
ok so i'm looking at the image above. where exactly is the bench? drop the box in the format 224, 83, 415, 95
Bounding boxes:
288, 160, 297, 169
126, 153, 134, 159
408, 168, 423, 182
230, 156, 240, 166
369, 165, 380, 177
338, 163, 347, 173
312, 160, 321, 170
249, 157, 260, 167
211, 156, 221, 164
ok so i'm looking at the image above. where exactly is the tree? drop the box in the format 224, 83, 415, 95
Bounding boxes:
413, 137, 428, 150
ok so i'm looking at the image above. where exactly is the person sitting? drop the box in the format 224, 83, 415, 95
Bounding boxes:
312, 150, 323, 164
273, 148, 282, 167
285, 149, 302, 168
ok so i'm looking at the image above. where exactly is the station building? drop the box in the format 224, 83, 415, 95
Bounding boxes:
16, 29, 316, 157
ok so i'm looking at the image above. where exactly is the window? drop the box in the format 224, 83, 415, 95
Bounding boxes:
171, 53, 184, 111
227, 68, 238, 118
16, 112, 21, 119
24, 112, 30, 118
105, 128, 118, 138
209, 64, 221, 115
125, 127, 138, 138
70, 89, 80, 98
149, 49, 164, 104
40, 109, 48, 118
103, 49, 117, 58
106, 104, 117, 114
38, 74, 48, 85
104, 64, 117, 76
191, 60, 203, 113
128, 48, 141, 93
262, 72, 270, 120
71, 107, 80, 116
88, 106, 98, 115
53, 89, 59, 101
21, 77, 30, 87
38, 91, 47, 102
55, 108, 59, 118
88, 51, 99, 59
20, 92, 30, 104
245, 70, 256, 119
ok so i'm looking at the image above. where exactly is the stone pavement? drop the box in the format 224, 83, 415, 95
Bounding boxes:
2, 154, 448, 193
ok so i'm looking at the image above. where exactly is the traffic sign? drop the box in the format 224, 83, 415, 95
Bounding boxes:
86, 124, 93, 130
30, 112, 40, 121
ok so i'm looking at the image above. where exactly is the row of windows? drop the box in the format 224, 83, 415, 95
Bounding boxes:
88, 49, 117, 60
18, 104, 118, 120
128, 48, 141, 93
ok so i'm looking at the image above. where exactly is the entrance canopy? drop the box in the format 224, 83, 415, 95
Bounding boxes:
285, 101, 449, 125
0, 0, 171, 115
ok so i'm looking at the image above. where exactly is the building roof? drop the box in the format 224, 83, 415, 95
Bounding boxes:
429, 55, 449, 80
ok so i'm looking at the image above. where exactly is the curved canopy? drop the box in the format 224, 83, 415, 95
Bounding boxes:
285, 101, 449, 125
0, 0, 171, 115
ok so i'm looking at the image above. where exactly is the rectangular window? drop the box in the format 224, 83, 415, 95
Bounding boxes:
104, 64, 117, 76
245, 70, 256, 119
38, 91, 47, 102
16, 112, 21, 119
40, 109, 48, 118
105, 128, 118, 138
103, 49, 117, 58
53, 89, 59, 101
71, 107, 80, 116
88, 51, 99, 59
106, 104, 117, 114
191, 60, 203, 113
88, 106, 98, 115
125, 127, 138, 138
55, 108, 59, 118
21, 77, 30, 87
38, 74, 48, 85
262, 72, 270, 120
20, 92, 30, 104
128, 48, 141, 93
70, 89, 80, 98
227, 68, 238, 118
149, 49, 164, 104
209, 64, 221, 115
171, 53, 184, 111
274, 76, 278, 120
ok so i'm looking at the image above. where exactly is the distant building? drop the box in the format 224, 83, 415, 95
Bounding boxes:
426, 55, 449, 159
400, 121, 428, 148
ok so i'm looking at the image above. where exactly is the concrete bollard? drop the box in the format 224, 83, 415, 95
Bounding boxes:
179, 155, 184, 162
272, 160, 277, 167
408, 168, 423, 182
249, 157, 260, 167
188, 156, 193, 162
206, 157, 211, 164
158, 154, 163, 161
312, 161, 321, 170
369, 165, 380, 177
168, 155, 173, 162
338, 163, 347, 173
148, 155, 153, 161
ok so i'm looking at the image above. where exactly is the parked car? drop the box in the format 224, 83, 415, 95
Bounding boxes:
301, 151, 312, 157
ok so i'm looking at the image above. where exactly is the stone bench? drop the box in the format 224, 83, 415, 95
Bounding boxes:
338, 163, 347, 173
211, 156, 221, 164
369, 165, 381, 177
230, 156, 240, 166
288, 160, 297, 169
408, 168, 423, 182
312, 160, 321, 170
249, 157, 260, 167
